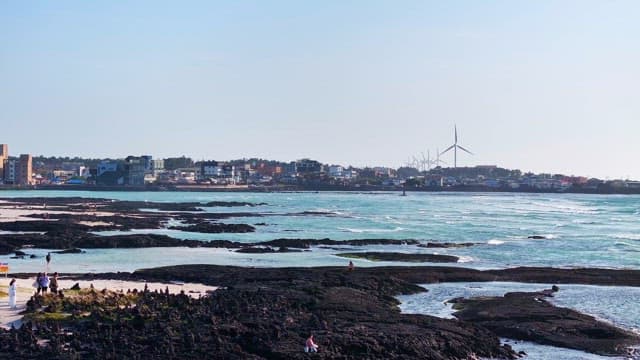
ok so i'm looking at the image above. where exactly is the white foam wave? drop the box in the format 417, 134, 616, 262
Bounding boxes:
572, 219, 597, 225
529, 201, 599, 214
487, 239, 505, 245
611, 233, 640, 241
338, 227, 404, 233
456, 256, 474, 263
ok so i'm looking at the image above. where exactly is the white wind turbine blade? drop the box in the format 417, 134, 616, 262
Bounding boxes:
440, 145, 455, 155
454, 125, 458, 143
457, 145, 473, 155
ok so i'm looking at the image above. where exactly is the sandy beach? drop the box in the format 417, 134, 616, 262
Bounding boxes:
0, 276, 217, 329
0, 199, 116, 223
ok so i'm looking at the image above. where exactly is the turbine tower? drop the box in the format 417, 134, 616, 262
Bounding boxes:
440, 125, 473, 168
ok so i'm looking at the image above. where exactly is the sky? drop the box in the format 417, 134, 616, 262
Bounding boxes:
1, 1, 639, 179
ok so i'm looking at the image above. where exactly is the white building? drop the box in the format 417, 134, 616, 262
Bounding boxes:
328, 165, 344, 178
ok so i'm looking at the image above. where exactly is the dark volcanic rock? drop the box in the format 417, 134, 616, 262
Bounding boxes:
45, 265, 640, 359
337, 252, 460, 263
3, 265, 518, 360
168, 222, 255, 233
2, 196, 266, 213
0, 220, 93, 233
528, 235, 547, 239
452, 288, 640, 356
204, 201, 266, 207
235, 246, 301, 253
0, 240, 14, 255
52, 248, 84, 254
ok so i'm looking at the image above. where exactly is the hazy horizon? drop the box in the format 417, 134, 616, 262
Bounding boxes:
2, 1, 639, 179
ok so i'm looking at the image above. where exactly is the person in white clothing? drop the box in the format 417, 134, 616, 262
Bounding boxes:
8, 279, 17, 309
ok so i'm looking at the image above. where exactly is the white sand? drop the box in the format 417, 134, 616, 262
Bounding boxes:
0, 277, 217, 329
0, 200, 116, 223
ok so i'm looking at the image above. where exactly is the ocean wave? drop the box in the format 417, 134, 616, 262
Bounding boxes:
338, 227, 404, 233
487, 239, 505, 245
529, 201, 599, 214
457, 256, 474, 263
571, 219, 598, 225
614, 241, 640, 248
611, 233, 640, 241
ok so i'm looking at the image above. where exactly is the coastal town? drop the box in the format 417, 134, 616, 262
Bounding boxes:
1, 143, 639, 194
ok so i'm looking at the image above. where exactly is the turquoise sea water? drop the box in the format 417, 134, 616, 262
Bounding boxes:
1, 190, 638, 272
1, 190, 639, 358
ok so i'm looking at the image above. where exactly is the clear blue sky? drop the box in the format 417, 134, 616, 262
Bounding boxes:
1, 1, 639, 179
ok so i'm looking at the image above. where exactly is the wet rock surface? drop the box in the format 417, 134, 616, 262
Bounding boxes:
451, 288, 640, 356
0, 266, 518, 359
235, 246, 302, 253
336, 252, 460, 263
0, 233, 426, 255
1, 196, 264, 212
168, 222, 255, 233
4, 265, 640, 358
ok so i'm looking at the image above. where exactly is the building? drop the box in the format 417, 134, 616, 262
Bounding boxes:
199, 161, 237, 184
328, 165, 344, 178
151, 159, 165, 171
0, 144, 7, 181
141, 155, 153, 172
17, 154, 33, 185
283, 162, 297, 176
296, 159, 323, 174
124, 156, 146, 186
3, 158, 16, 184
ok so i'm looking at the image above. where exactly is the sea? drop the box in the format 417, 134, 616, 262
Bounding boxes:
1, 190, 639, 359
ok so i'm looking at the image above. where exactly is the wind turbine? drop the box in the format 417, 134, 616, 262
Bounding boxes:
436, 148, 447, 166
440, 125, 473, 168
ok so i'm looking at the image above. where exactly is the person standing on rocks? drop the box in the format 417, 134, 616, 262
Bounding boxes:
304, 334, 318, 353
49, 272, 59, 295
34, 272, 43, 295
46, 252, 51, 271
8, 278, 17, 309
39, 273, 50, 294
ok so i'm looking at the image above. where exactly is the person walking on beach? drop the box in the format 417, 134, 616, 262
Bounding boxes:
49, 272, 59, 295
304, 334, 318, 353
8, 279, 17, 309
348, 261, 354, 272
46, 252, 51, 270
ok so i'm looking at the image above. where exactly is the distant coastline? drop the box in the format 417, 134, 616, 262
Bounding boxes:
1, 183, 640, 195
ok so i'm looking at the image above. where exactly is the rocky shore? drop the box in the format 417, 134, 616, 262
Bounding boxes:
2, 265, 639, 359
451, 288, 639, 356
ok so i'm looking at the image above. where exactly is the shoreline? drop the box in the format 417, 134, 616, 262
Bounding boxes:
0, 264, 638, 358
0, 276, 217, 330
2, 184, 640, 195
